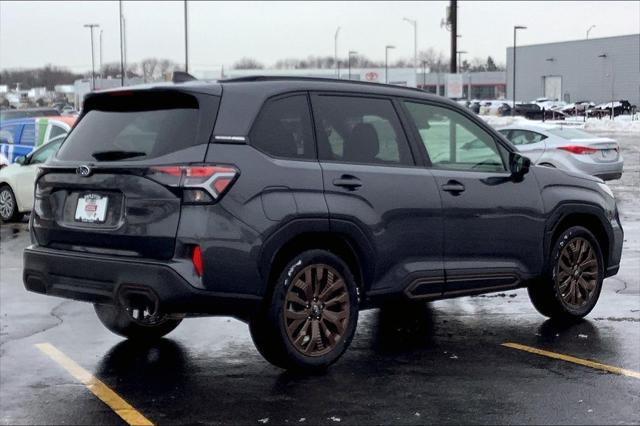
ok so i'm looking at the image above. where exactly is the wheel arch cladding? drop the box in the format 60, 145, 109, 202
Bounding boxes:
550, 213, 609, 269
266, 232, 366, 296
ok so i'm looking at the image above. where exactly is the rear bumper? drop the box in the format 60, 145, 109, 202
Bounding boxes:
23, 246, 261, 319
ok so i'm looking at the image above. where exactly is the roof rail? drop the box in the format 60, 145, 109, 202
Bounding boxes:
220, 75, 428, 94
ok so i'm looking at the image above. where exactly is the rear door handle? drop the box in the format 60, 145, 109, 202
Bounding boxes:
441, 180, 465, 193
333, 176, 362, 190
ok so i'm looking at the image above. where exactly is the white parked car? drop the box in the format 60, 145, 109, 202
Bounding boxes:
479, 100, 513, 116
497, 124, 623, 181
0, 135, 65, 222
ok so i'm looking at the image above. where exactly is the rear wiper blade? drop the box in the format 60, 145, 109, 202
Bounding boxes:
91, 150, 146, 161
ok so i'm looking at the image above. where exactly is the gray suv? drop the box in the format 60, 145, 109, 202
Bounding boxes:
23, 77, 623, 370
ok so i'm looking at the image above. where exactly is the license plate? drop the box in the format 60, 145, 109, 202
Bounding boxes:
601, 149, 613, 158
75, 194, 108, 223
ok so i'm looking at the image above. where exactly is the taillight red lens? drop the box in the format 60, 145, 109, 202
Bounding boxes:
150, 164, 238, 202
192, 245, 203, 277
557, 145, 598, 155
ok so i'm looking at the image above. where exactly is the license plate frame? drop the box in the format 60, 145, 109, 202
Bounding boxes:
74, 193, 109, 224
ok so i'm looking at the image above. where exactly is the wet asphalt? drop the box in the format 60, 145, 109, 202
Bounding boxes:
1, 131, 639, 425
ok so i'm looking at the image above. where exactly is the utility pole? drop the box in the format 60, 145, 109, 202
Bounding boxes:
84, 24, 99, 91
184, 0, 189, 73
385, 45, 395, 84
334, 27, 341, 77
421, 60, 427, 89
512, 26, 527, 115
450, 0, 457, 73
119, 0, 124, 86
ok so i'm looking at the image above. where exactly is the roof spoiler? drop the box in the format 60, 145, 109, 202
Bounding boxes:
172, 71, 198, 83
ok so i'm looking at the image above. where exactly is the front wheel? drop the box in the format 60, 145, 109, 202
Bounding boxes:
94, 303, 182, 340
528, 226, 604, 320
249, 249, 359, 370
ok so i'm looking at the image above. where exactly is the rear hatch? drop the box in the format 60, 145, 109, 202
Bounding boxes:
32, 88, 220, 260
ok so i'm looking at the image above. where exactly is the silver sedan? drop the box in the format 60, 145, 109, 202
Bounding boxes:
497, 124, 623, 181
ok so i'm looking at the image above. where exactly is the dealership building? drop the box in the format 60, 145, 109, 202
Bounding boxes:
506, 34, 640, 106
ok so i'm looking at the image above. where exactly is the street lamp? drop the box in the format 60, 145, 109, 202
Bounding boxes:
598, 53, 615, 119
421, 60, 427, 90
385, 45, 395, 84
334, 27, 341, 77
83, 24, 100, 91
586, 25, 596, 39
99, 29, 103, 78
184, 0, 189, 73
403, 17, 417, 70
119, 0, 124, 85
348, 51, 358, 80
512, 25, 527, 116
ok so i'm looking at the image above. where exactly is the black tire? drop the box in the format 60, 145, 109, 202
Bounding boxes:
94, 303, 182, 340
0, 185, 23, 223
528, 226, 604, 320
249, 249, 359, 371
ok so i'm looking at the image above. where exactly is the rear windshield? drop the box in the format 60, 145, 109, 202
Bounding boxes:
547, 127, 597, 140
57, 91, 200, 162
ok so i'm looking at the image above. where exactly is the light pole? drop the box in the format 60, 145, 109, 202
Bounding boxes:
84, 24, 99, 91
334, 27, 341, 77
421, 60, 427, 90
348, 51, 358, 80
598, 53, 615, 119
119, 0, 124, 85
385, 45, 395, 84
403, 17, 417, 70
512, 25, 527, 115
586, 25, 596, 39
99, 29, 103, 78
184, 0, 189, 73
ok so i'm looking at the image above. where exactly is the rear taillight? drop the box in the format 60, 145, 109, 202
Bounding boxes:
192, 245, 203, 277
149, 165, 238, 203
557, 145, 598, 155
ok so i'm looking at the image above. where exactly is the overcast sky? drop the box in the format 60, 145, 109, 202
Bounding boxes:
1, 1, 638, 73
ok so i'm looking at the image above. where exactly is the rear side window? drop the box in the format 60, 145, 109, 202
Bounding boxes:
49, 124, 67, 140
249, 94, 315, 159
312, 95, 414, 166
57, 91, 201, 162
509, 129, 547, 145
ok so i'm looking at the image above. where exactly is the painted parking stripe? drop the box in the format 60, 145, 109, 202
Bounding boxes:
502, 342, 640, 379
35, 343, 154, 426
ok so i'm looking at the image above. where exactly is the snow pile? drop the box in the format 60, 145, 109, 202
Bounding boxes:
583, 116, 640, 133
481, 115, 640, 133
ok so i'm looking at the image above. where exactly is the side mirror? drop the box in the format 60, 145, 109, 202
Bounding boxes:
15, 155, 27, 165
510, 152, 531, 177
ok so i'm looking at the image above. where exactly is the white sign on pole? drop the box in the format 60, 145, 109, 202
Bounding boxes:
446, 73, 464, 98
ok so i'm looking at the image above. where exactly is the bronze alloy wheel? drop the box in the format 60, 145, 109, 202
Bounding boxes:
556, 237, 599, 308
283, 264, 350, 357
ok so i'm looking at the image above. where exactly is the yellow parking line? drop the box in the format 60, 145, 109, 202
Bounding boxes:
35, 343, 153, 426
502, 342, 640, 379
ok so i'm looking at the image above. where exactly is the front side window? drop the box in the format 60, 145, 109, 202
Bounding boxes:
509, 129, 547, 146
312, 95, 414, 166
404, 101, 506, 172
250, 94, 315, 159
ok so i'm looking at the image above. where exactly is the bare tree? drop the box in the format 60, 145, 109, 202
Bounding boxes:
232, 57, 264, 70
417, 48, 449, 73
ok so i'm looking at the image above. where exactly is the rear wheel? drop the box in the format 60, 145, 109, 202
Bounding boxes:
94, 303, 182, 340
0, 185, 23, 223
249, 249, 359, 370
528, 226, 604, 320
